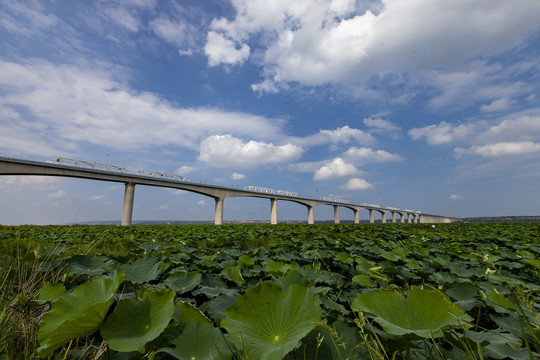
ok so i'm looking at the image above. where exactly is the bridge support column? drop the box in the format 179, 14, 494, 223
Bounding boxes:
333, 205, 340, 224
414, 215, 419, 223
392, 212, 396, 223
400, 214, 405, 223
354, 209, 359, 224
307, 206, 314, 224
270, 198, 278, 225
369, 209, 374, 223
214, 198, 224, 225
381, 212, 387, 224
407, 214, 412, 223
121, 182, 135, 226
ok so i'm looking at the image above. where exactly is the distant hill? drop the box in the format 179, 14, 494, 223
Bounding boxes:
459, 216, 540, 223
70, 216, 539, 225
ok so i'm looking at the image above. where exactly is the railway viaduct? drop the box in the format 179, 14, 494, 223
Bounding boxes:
0, 156, 455, 225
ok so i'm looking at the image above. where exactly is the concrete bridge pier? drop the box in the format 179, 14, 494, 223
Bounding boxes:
270, 198, 278, 224
333, 205, 340, 224
354, 209, 359, 224
391, 212, 396, 223
307, 205, 314, 224
121, 182, 135, 226
214, 197, 224, 225
369, 209, 374, 223
380, 211, 387, 224
400, 213, 405, 223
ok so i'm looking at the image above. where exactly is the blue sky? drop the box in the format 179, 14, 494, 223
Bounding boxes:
1, 0, 540, 225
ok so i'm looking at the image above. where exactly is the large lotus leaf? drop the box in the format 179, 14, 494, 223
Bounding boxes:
522, 258, 540, 269
237, 254, 255, 266
351, 289, 472, 338
484, 344, 539, 360
221, 265, 244, 285
173, 300, 211, 324
101, 288, 175, 353
120, 254, 162, 284
221, 282, 322, 360
445, 283, 479, 311
157, 321, 232, 360
293, 321, 366, 360
200, 295, 238, 323
163, 271, 202, 294
274, 269, 312, 291
65, 254, 114, 276
352, 274, 377, 288
37, 271, 125, 357
33, 282, 67, 305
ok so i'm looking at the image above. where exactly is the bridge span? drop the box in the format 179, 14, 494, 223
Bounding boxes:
0, 156, 455, 225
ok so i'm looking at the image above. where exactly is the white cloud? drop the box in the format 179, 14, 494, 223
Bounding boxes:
319, 125, 375, 145
88, 195, 106, 201
205, 0, 540, 89
150, 17, 196, 48
480, 98, 513, 112
314, 158, 362, 181
478, 113, 540, 144
449, 194, 462, 200
0, 1, 59, 35
427, 64, 531, 110
158, 204, 168, 210
409, 122, 475, 145
47, 190, 65, 199
455, 141, 540, 157
0, 176, 59, 187
205, 31, 250, 66
198, 134, 303, 169
232, 172, 246, 180
344, 147, 403, 163
198, 200, 206, 206
0, 60, 286, 156
340, 178, 374, 190
363, 118, 401, 134
294, 125, 375, 148
175, 166, 196, 175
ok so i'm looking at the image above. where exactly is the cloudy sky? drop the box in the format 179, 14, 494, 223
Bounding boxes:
1, 0, 540, 225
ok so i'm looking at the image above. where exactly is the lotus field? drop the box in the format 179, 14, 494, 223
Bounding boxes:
1, 223, 539, 359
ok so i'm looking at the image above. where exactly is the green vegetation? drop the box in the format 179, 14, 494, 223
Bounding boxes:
0, 223, 539, 359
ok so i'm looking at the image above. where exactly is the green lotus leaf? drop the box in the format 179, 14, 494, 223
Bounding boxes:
351, 289, 473, 338
163, 271, 202, 294
336, 252, 354, 264
237, 254, 255, 266
221, 265, 244, 285
484, 344, 538, 360
381, 249, 406, 262
200, 295, 238, 323
274, 269, 312, 291
221, 282, 322, 360
446, 283, 479, 311
34, 282, 67, 305
120, 254, 162, 284
101, 288, 175, 353
522, 258, 540, 269
173, 300, 211, 324
65, 254, 113, 276
263, 261, 293, 275
37, 270, 125, 357
487, 292, 515, 314
157, 321, 232, 360
294, 321, 365, 360
352, 274, 377, 288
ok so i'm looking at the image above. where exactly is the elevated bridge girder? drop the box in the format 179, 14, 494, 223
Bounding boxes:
0, 156, 455, 225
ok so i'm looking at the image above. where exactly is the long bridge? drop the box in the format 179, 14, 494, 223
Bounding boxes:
0, 156, 455, 225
